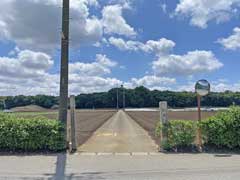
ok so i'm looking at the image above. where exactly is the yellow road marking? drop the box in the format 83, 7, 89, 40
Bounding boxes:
96, 133, 118, 137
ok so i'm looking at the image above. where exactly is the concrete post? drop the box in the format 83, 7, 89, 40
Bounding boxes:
70, 95, 77, 152
160, 101, 168, 124
159, 101, 168, 151
59, 0, 70, 147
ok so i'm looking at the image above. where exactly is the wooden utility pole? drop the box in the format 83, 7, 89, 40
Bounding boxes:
59, 0, 70, 125
116, 88, 119, 110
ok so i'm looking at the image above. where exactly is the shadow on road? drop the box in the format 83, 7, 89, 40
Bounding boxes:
50, 153, 106, 180
52, 153, 67, 180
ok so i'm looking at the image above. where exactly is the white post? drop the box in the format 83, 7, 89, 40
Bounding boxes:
70, 95, 77, 152
159, 101, 168, 151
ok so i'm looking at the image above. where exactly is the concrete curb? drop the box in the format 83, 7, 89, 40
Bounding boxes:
76, 152, 162, 156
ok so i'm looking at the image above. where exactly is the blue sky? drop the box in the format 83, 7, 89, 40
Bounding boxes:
0, 0, 240, 95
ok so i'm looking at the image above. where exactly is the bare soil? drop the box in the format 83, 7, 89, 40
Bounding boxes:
73, 110, 116, 146
126, 111, 216, 145
14, 109, 116, 147
11, 105, 48, 112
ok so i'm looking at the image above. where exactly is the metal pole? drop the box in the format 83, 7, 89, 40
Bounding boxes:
197, 95, 201, 121
197, 95, 203, 151
59, 0, 70, 126
117, 88, 119, 110
3, 99, 6, 110
123, 86, 125, 110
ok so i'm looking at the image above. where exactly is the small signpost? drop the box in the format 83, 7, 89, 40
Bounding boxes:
159, 101, 168, 151
195, 79, 210, 152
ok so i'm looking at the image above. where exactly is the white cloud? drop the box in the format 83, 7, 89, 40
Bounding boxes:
176, 82, 195, 92
96, 54, 118, 67
0, 48, 122, 95
144, 39, 176, 56
160, 3, 167, 14
70, 59, 122, 93
109, 0, 132, 7
69, 54, 117, 76
130, 75, 176, 87
175, 0, 240, 28
8, 46, 20, 56
109, 37, 222, 77
109, 37, 175, 55
0, 0, 138, 51
177, 79, 240, 92
68, 53, 120, 94
152, 50, 223, 76
109, 37, 142, 51
0, 49, 53, 79
0, 48, 230, 95
211, 82, 240, 92
121, 75, 176, 91
218, 27, 240, 50
102, 4, 137, 37
19, 50, 53, 70
0, 74, 60, 96
69, 76, 122, 94
0, 0, 103, 51
0, 49, 59, 95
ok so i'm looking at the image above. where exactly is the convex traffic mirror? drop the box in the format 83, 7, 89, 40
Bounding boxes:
195, 80, 210, 97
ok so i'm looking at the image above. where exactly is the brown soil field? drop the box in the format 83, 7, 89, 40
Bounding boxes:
11, 105, 48, 112
14, 110, 116, 147
126, 111, 217, 145
73, 110, 116, 146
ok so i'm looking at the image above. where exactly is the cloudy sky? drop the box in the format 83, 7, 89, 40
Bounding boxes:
0, 0, 240, 96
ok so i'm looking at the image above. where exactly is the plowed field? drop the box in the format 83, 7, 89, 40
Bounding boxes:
126, 111, 216, 145
14, 110, 116, 147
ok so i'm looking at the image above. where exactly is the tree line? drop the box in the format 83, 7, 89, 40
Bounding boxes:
0, 95, 58, 109
1, 86, 240, 110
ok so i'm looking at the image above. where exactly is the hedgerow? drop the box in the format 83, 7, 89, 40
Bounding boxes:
0, 113, 65, 152
200, 107, 240, 149
156, 120, 197, 151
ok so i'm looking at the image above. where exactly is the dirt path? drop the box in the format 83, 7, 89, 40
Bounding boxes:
78, 110, 158, 153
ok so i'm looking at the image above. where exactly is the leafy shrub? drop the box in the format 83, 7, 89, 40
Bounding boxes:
0, 113, 65, 152
200, 107, 240, 149
156, 120, 197, 151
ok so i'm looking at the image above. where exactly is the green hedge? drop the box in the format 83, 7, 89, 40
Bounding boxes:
156, 120, 197, 151
200, 107, 240, 149
0, 113, 65, 152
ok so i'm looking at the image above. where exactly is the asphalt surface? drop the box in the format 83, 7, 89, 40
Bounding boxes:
78, 110, 158, 153
0, 153, 240, 180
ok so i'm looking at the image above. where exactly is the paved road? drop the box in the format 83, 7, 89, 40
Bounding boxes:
78, 110, 158, 153
0, 153, 240, 180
